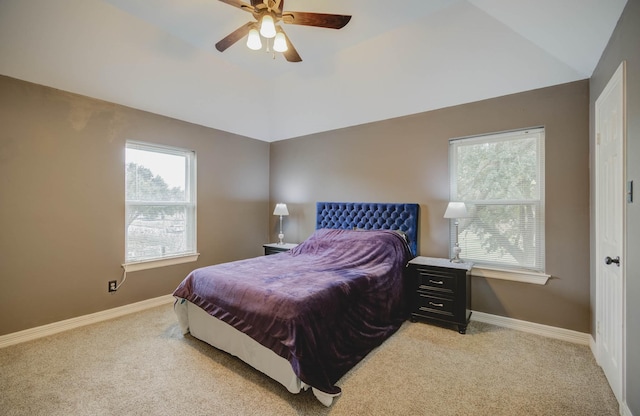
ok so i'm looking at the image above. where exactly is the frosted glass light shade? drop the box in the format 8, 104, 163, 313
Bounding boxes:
444, 202, 468, 219
273, 32, 288, 52
246, 29, 262, 50
260, 15, 276, 38
273, 203, 289, 216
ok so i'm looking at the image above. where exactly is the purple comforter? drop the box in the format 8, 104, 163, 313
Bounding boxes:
173, 228, 412, 395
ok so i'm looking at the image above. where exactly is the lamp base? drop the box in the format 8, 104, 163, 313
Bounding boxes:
450, 244, 463, 263
277, 232, 285, 245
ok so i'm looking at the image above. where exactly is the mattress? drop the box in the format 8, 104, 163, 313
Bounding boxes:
174, 298, 337, 406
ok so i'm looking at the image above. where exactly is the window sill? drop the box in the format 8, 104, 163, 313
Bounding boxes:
471, 266, 550, 285
122, 253, 200, 272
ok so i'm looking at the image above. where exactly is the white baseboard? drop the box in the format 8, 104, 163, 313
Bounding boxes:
590, 334, 599, 363
4, 302, 628, 413
3, 301, 593, 349
471, 310, 591, 345
0, 294, 175, 349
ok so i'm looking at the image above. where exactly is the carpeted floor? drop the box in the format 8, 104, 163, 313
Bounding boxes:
0, 304, 619, 415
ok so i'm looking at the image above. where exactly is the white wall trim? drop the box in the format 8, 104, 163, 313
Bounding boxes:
472, 266, 550, 285
123, 253, 200, 272
620, 402, 632, 416
590, 334, 599, 363
2, 301, 593, 349
3, 302, 625, 411
0, 294, 174, 349
471, 311, 591, 345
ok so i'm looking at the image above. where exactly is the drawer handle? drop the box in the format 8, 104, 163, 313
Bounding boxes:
429, 302, 444, 308
428, 280, 444, 285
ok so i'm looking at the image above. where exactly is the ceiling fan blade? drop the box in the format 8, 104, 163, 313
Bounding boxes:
218, 0, 255, 11
282, 11, 351, 29
279, 29, 301, 62
215, 21, 254, 52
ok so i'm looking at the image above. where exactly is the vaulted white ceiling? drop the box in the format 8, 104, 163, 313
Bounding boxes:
0, 0, 627, 142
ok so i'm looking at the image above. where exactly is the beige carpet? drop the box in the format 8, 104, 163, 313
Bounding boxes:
0, 305, 618, 415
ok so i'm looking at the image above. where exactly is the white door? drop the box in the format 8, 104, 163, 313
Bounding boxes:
595, 61, 625, 404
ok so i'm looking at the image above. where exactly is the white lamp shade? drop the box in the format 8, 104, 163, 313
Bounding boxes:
273, 203, 289, 216
273, 31, 288, 52
260, 15, 276, 38
444, 202, 468, 219
246, 29, 262, 50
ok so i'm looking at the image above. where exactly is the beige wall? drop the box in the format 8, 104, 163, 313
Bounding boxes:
0, 75, 592, 336
590, 0, 640, 411
271, 80, 590, 332
0, 75, 270, 335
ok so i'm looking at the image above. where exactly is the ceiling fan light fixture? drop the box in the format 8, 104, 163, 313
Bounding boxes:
216, 0, 352, 63
273, 32, 288, 52
260, 15, 276, 39
246, 28, 262, 50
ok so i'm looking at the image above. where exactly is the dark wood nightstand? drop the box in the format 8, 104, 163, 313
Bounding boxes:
407, 256, 473, 334
263, 243, 298, 255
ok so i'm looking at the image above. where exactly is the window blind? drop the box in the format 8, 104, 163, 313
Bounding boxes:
449, 127, 545, 272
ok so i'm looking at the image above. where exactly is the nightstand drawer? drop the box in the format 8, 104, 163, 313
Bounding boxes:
263, 243, 298, 255
414, 293, 455, 317
414, 267, 456, 294
264, 246, 286, 255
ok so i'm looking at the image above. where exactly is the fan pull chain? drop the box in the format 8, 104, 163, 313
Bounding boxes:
264, 37, 276, 59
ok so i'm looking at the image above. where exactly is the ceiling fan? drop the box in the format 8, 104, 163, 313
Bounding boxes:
215, 0, 351, 62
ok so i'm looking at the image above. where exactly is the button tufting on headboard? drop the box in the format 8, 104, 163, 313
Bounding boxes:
316, 202, 419, 257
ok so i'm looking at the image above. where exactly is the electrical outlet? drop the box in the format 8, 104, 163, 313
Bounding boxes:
108, 280, 117, 292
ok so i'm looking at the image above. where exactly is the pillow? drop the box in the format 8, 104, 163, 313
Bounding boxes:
392, 229, 408, 242
352, 227, 408, 242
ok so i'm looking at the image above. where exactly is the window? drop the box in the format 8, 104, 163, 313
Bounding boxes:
125, 141, 197, 268
449, 127, 545, 274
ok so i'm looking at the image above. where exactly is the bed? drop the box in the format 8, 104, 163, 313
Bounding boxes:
173, 202, 419, 406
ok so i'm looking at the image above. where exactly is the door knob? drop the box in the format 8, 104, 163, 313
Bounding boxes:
605, 256, 620, 266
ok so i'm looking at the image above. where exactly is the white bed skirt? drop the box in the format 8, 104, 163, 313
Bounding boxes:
174, 298, 338, 406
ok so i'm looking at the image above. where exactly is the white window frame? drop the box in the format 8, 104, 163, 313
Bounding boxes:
124, 141, 198, 271
449, 128, 550, 285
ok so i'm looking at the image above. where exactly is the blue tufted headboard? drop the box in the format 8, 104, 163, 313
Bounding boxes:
316, 202, 420, 257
